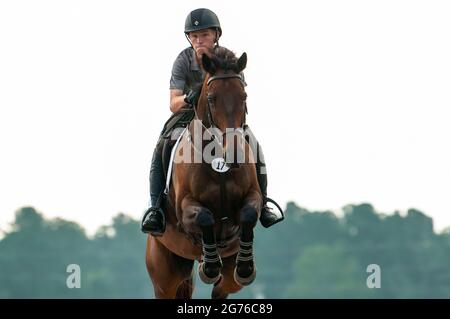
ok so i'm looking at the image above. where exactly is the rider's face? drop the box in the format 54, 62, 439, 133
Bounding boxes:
188, 29, 217, 58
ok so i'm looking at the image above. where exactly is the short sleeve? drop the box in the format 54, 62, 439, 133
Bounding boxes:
169, 52, 188, 90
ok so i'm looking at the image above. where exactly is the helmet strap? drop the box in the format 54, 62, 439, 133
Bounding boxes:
185, 33, 193, 48
214, 28, 220, 46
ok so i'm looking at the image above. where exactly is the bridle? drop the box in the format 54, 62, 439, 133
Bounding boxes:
193, 72, 247, 141
205, 73, 247, 130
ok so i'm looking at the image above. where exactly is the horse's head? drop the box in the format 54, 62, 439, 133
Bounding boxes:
197, 47, 248, 166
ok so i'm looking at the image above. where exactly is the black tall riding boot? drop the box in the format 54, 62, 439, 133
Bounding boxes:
255, 147, 284, 228
141, 138, 166, 236
244, 125, 284, 228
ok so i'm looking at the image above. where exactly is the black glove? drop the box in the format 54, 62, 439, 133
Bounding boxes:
184, 87, 201, 107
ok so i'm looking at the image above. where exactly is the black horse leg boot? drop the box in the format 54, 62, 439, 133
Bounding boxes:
141, 138, 166, 236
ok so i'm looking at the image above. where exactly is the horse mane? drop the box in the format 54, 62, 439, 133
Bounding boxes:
207, 46, 240, 73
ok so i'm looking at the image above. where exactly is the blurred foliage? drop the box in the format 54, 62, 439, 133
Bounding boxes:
1, 203, 449, 298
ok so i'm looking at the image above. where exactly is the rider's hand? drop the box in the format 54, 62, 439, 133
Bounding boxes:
184, 87, 201, 107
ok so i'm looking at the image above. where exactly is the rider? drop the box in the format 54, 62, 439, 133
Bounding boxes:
141, 8, 283, 236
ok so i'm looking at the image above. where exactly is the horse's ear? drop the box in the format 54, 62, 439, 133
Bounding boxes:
237, 52, 247, 72
202, 54, 216, 75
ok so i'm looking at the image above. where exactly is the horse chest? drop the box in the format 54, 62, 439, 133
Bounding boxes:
197, 180, 244, 207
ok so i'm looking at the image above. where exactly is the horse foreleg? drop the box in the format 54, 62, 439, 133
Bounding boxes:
211, 253, 243, 299
234, 191, 260, 286
181, 196, 223, 284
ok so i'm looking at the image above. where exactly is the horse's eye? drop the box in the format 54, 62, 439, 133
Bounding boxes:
207, 95, 216, 103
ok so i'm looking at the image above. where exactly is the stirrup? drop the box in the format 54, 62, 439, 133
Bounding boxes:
260, 197, 284, 228
265, 197, 285, 220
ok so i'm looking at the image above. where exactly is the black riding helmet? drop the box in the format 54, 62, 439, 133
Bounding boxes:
184, 8, 222, 39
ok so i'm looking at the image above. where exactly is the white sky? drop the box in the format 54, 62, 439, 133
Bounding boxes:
1, 0, 449, 235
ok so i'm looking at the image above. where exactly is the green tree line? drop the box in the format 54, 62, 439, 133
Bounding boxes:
1, 203, 449, 298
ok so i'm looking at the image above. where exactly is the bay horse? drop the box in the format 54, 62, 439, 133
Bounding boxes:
146, 47, 262, 299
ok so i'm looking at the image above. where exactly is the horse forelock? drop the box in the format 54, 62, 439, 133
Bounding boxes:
210, 46, 240, 73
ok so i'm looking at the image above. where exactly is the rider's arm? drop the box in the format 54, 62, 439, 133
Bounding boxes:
169, 52, 189, 114
170, 89, 188, 114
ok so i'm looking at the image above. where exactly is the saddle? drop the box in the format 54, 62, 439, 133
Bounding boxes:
161, 107, 195, 139
160, 107, 195, 192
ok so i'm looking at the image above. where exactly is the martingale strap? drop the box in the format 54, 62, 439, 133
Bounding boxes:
217, 172, 230, 248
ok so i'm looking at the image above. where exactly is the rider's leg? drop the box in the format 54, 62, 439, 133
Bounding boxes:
141, 136, 166, 236
141, 108, 195, 236
244, 125, 284, 228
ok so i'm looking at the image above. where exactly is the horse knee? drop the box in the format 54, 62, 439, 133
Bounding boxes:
240, 205, 258, 225
196, 209, 214, 228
